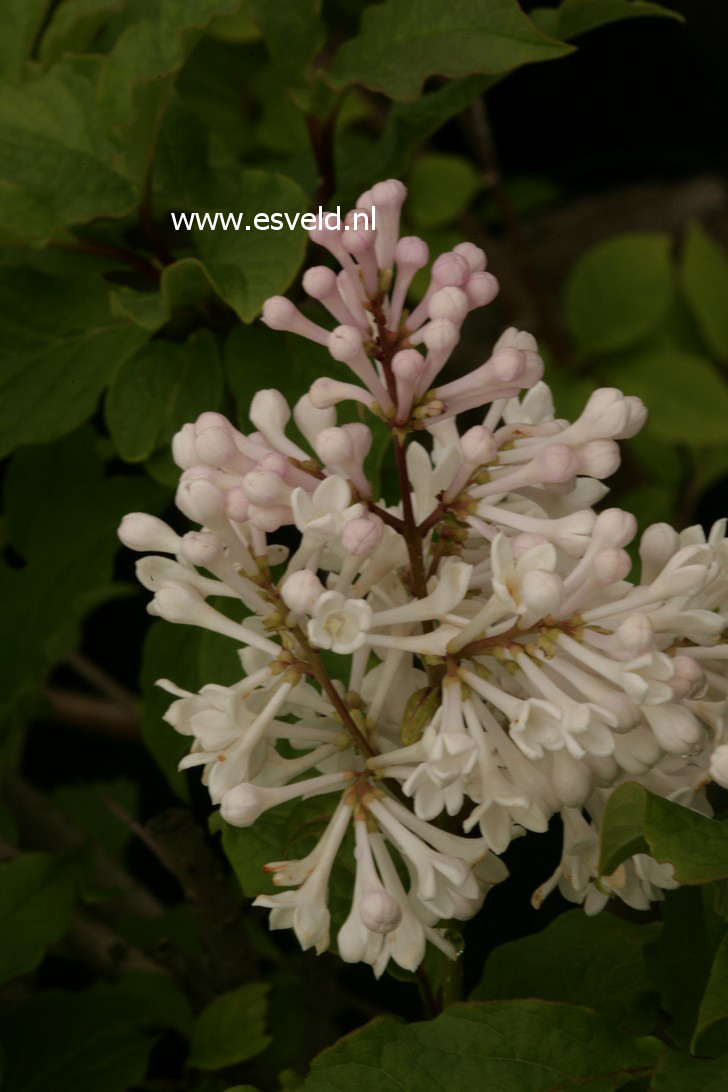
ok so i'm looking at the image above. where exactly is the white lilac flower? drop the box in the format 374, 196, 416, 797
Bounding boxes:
120, 177, 728, 974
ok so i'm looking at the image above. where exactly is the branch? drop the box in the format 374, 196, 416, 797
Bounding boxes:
110, 802, 256, 992
44, 687, 141, 740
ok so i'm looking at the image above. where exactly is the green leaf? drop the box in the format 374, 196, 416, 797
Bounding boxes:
0, 974, 189, 1092
470, 909, 660, 1034
336, 76, 492, 208
605, 351, 728, 445
250, 0, 325, 82
0, 472, 166, 730
0, 853, 76, 983
682, 221, 728, 360
406, 154, 481, 229
110, 285, 171, 332
0, 262, 146, 458
39, 0, 125, 66
3, 425, 102, 553
652, 1050, 728, 1090
301, 1000, 653, 1091
0, 0, 53, 80
189, 982, 271, 1070
531, 0, 682, 41
97, 0, 245, 137
693, 931, 728, 1055
564, 233, 674, 356
0, 57, 136, 236
105, 331, 223, 461
189, 168, 309, 322
328, 0, 572, 102
599, 782, 728, 883
644, 888, 725, 1051
139, 623, 196, 801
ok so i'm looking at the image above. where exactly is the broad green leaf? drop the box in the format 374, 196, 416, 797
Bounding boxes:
250, 0, 325, 82
531, 0, 682, 41
0, 57, 135, 234
564, 233, 674, 356
0, 853, 76, 983
139, 622, 198, 801
0, 263, 146, 457
39, 0, 125, 66
301, 1000, 653, 1091
226, 324, 315, 426
652, 1050, 728, 1090
0, 473, 166, 729
599, 782, 728, 883
406, 153, 481, 229
619, 485, 675, 534
644, 888, 725, 1051
105, 332, 223, 461
110, 286, 171, 332
3, 425, 102, 553
0, 180, 60, 247
471, 909, 660, 1034
0, 974, 190, 1092
693, 931, 728, 1055
0, 0, 52, 80
189, 983, 271, 1070
336, 76, 492, 208
161, 257, 222, 312
605, 351, 728, 445
682, 221, 728, 360
328, 0, 572, 102
190, 169, 308, 322
97, 0, 244, 136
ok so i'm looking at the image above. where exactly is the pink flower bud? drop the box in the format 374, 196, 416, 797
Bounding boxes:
342, 516, 384, 556
616, 612, 653, 653
359, 889, 402, 933
453, 241, 486, 272
594, 508, 638, 550
521, 569, 564, 614
511, 532, 549, 558
281, 569, 325, 614
576, 439, 621, 479
172, 423, 198, 469
315, 427, 355, 466
261, 297, 330, 345
242, 467, 288, 506
118, 513, 180, 554
309, 377, 375, 410
394, 235, 429, 271
593, 547, 632, 585
460, 425, 497, 465
223, 487, 249, 523
463, 271, 499, 309
639, 522, 679, 582
180, 531, 224, 569
428, 286, 469, 325
422, 318, 460, 357
302, 265, 337, 298
670, 655, 707, 699
176, 473, 224, 524
533, 445, 580, 483
329, 325, 365, 363
293, 394, 337, 446
247, 504, 291, 532
431, 251, 469, 287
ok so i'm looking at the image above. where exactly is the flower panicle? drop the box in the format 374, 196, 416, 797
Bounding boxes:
119, 178, 728, 973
